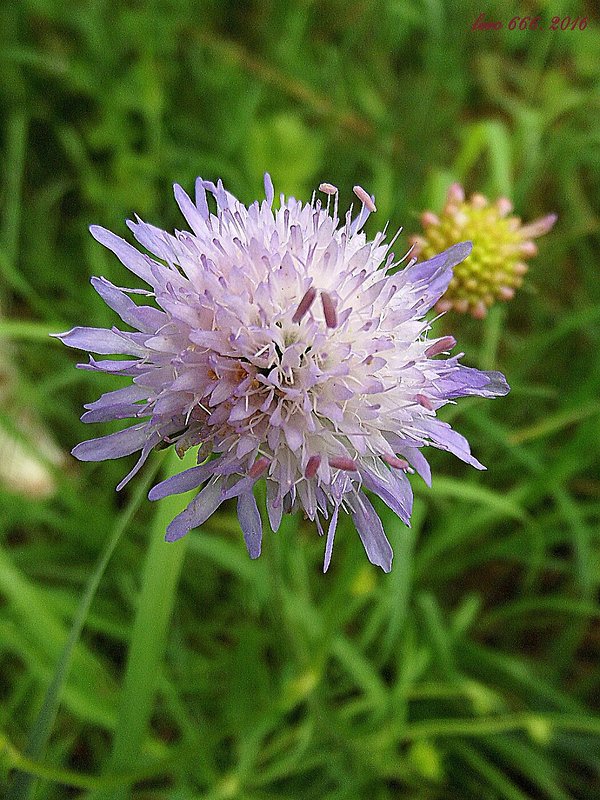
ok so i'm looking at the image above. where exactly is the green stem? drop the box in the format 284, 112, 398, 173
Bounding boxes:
480, 303, 504, 371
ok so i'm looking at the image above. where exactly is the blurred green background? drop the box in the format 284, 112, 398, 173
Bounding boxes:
1, 1, 599, 798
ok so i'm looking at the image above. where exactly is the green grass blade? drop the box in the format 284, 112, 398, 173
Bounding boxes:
6, 458, 162, 800
92, 449, 197, 799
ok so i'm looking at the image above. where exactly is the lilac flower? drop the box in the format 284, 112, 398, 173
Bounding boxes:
55, 176, 509, 571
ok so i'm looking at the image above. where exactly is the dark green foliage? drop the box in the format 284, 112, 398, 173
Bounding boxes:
0, 1, 599, 798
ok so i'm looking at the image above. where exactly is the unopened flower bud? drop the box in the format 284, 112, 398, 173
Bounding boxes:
411, 183, 556, 317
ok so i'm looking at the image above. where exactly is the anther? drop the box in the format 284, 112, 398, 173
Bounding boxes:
319, 183, 338, 195
292, 286, 317, 323
249, 457, 270, 478
416, 393, 434, 410
321, 291, 337, 328
382, 454, 410, 470
353, 185, 377, 213
329, 456, 358, 471
425, 336, 456, 357
305, 455, 321, 479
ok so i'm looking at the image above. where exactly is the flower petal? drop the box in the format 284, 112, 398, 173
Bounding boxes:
91, 277, 166, 333
442, 365, 510, 399
266, 480, 283, 532
323, 505, 339, 573
148, 460, 221, 501
78, 357, 145, 375
116, 433, 162, 491
89, 225, 157, 285
396, 445, 432, 487
82, 384, 150, 422
165, 478, 225, 542
72, 423, 150, 462
54, 327, 146, 356
237, 491, 262, 559
419, 418, 486, 469
174, 183, 208, 237
404, 241, 472, 311
360, 464, 413, 525
351, 493, 393, 572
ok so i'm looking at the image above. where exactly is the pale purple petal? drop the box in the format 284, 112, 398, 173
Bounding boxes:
148, 460, 222, 501
264, 173, 275, 207
351, 493, 393, 572
360, 465, 413, 525
89, 226, 157, 285
165, 478, 226, 542
78, 357, 146, 375
116, 433, 163, 491
54, 327, 146, 356
323, 505, 339, 573
81, 384, 150, 422
91, 277, 166, 333
404, 241, 472, 311
419, 418, 486, 470
84, 385, 149, 411
237, 491, 262, 558
174, 183, 207, 237
434, 364, 510, 399
266, 480, 283, 532
396, 445, 432, 487
72, 423, 150, 462
81, 403, 150, 423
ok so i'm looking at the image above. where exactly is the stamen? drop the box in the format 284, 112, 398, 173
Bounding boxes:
496, 197, 513, 217
249, 457, 270, 478
421, 211, 439, 227
319, 182, 338, 195
447, 182, 465, 204
519, 213, 557, 238
472, 301, 488, 320
416, 393, 434, 410
292, 286, 317, 323
519, 241, 538, 257
305, 455, 321, 479
471, 192, 488, 209
321, 291, 337, 328
353, 185, 377, 213
329, 456, 358, 471
425, 336, 456, 357
382, 454, 410, 470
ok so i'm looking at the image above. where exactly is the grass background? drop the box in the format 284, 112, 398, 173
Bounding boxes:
1, 0, 599, 798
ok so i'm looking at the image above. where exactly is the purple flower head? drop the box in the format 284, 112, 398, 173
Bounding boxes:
55, 176, 509, 571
